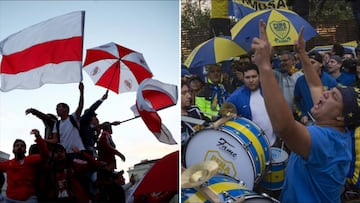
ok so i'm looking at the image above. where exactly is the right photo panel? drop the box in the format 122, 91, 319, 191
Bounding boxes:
181, 0, 360, 203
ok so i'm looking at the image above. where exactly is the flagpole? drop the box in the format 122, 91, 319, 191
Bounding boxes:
119, 103, 177, 124
119, 116, 139, 123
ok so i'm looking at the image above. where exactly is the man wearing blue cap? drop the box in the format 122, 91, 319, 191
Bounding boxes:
252, 20, 360, 203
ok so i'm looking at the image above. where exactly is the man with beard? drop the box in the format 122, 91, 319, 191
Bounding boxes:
226, 62, 277, 147
0, 129, 49, 203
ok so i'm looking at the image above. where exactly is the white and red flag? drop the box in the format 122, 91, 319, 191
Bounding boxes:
131, 78, 178, 145
0, 11, 85, 92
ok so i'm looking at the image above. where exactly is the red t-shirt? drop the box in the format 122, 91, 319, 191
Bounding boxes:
0, 137, 48, 201
0, 155, 42, 200
97, 131, 119, 165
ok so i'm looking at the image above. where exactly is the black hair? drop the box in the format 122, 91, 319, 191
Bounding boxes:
332, 43, 345, 57
242, 62, 259, 75
57, 103, 70, 112
13, 139, 26, 148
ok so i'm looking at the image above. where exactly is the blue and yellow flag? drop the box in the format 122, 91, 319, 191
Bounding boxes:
229, 0, 288, 19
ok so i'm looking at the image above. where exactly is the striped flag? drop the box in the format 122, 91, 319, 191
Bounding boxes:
131, 78, 178, 145
0, 11, 85, 92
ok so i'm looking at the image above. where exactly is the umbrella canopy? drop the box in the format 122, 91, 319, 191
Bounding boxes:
184, 36, 247, 68
231, 9, 318, 51
83, 42, 153, 94
133, 150, 179, 196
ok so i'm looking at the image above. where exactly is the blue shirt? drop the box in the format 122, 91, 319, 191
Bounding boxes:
226, 85, 260, 120
280, 126, 351, 203
336, 71, 356, 86
294, 72, 338, 118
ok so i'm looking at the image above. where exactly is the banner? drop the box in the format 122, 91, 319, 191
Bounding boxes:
229, 0, 288, 19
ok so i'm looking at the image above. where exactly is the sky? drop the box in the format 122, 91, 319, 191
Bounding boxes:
0, 1, 180, 181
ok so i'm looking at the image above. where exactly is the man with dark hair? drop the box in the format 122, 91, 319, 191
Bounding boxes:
328, 55, 356, 86
252, 20, 360, 202
97, 122, 126, 172
47, 82, 85, 154
0, 129, 49, 203
80, 91, 108, 157
294, 51, 338, 125
226, 62, 277, 147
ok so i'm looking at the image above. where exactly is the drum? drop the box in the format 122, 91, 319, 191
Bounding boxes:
181, 174, 278, 203
261, 147, 289, 191
184, 117, 271, 189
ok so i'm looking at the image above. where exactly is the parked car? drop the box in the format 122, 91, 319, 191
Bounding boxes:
309, 41, 358, 59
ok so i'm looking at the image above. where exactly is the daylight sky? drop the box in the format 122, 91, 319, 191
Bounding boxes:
0, 1, 180, 180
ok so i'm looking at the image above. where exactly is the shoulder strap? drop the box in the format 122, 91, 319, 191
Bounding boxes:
56, 120, 60, 143
69, 115, 80, 131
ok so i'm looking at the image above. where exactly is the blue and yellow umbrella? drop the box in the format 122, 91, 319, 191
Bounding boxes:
231, 9, 318, 52
184, 36, 247, 68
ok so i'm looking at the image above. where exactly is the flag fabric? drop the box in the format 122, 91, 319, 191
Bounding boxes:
132, 78, 178, 145
0, 11, 85, 92
229, 0, 288, 19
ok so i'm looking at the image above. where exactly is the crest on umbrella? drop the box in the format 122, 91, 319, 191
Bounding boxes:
231, 9, 318, 51
83, 42, 153, 94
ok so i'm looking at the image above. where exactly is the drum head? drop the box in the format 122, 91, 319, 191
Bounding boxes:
184, 128, 256, 189
271, 147, 289, 164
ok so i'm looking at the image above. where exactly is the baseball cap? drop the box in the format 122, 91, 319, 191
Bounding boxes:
308, 52, 323, 63
330, 55, 342, 64
337, 86, 360, 129
181, 68, 192, 78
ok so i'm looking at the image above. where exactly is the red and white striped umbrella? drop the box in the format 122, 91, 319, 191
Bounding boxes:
83, 42, 153, 94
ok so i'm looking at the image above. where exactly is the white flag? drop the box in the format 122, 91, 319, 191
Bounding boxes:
132, 78, 178, 145
0, 11, 85, 92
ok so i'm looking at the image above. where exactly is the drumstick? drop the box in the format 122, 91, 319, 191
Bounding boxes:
194, 186, 222, 203
212, 113, 237, 129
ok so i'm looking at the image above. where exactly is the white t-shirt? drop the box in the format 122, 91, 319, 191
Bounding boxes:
250, 89, 276, 146
53, 112, 85, 153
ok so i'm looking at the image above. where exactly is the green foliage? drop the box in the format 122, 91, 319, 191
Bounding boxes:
181, 0, 210, 30
308, 0, 354, 23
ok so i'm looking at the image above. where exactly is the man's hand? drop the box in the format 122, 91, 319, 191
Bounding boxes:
102, 91, 108, 101
25, 108, 33, 115
30, 129, 40, 138
111, 121, 121, 126
300, 115, 309, 125
251, 20, 273, 70
72, 147, 80, 153
294, 26, 306, 55
119, 153, 126, 162
79, 82, 84, 93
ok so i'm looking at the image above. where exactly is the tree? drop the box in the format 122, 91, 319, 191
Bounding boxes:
181, 0, 211, 63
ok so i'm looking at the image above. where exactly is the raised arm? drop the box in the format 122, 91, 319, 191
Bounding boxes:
30, 129, 49, 160
25, 108, 48, 122
252, 20, 311, 159
83, 91, 108, 118
294, 27, 323, 105
75, 82, 84, 119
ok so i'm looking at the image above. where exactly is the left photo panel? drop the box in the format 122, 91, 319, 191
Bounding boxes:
0, 1, 180, 203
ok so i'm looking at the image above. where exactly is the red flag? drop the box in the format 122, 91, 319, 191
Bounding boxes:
0, 11, 84, 92
132, 78, 178, 145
